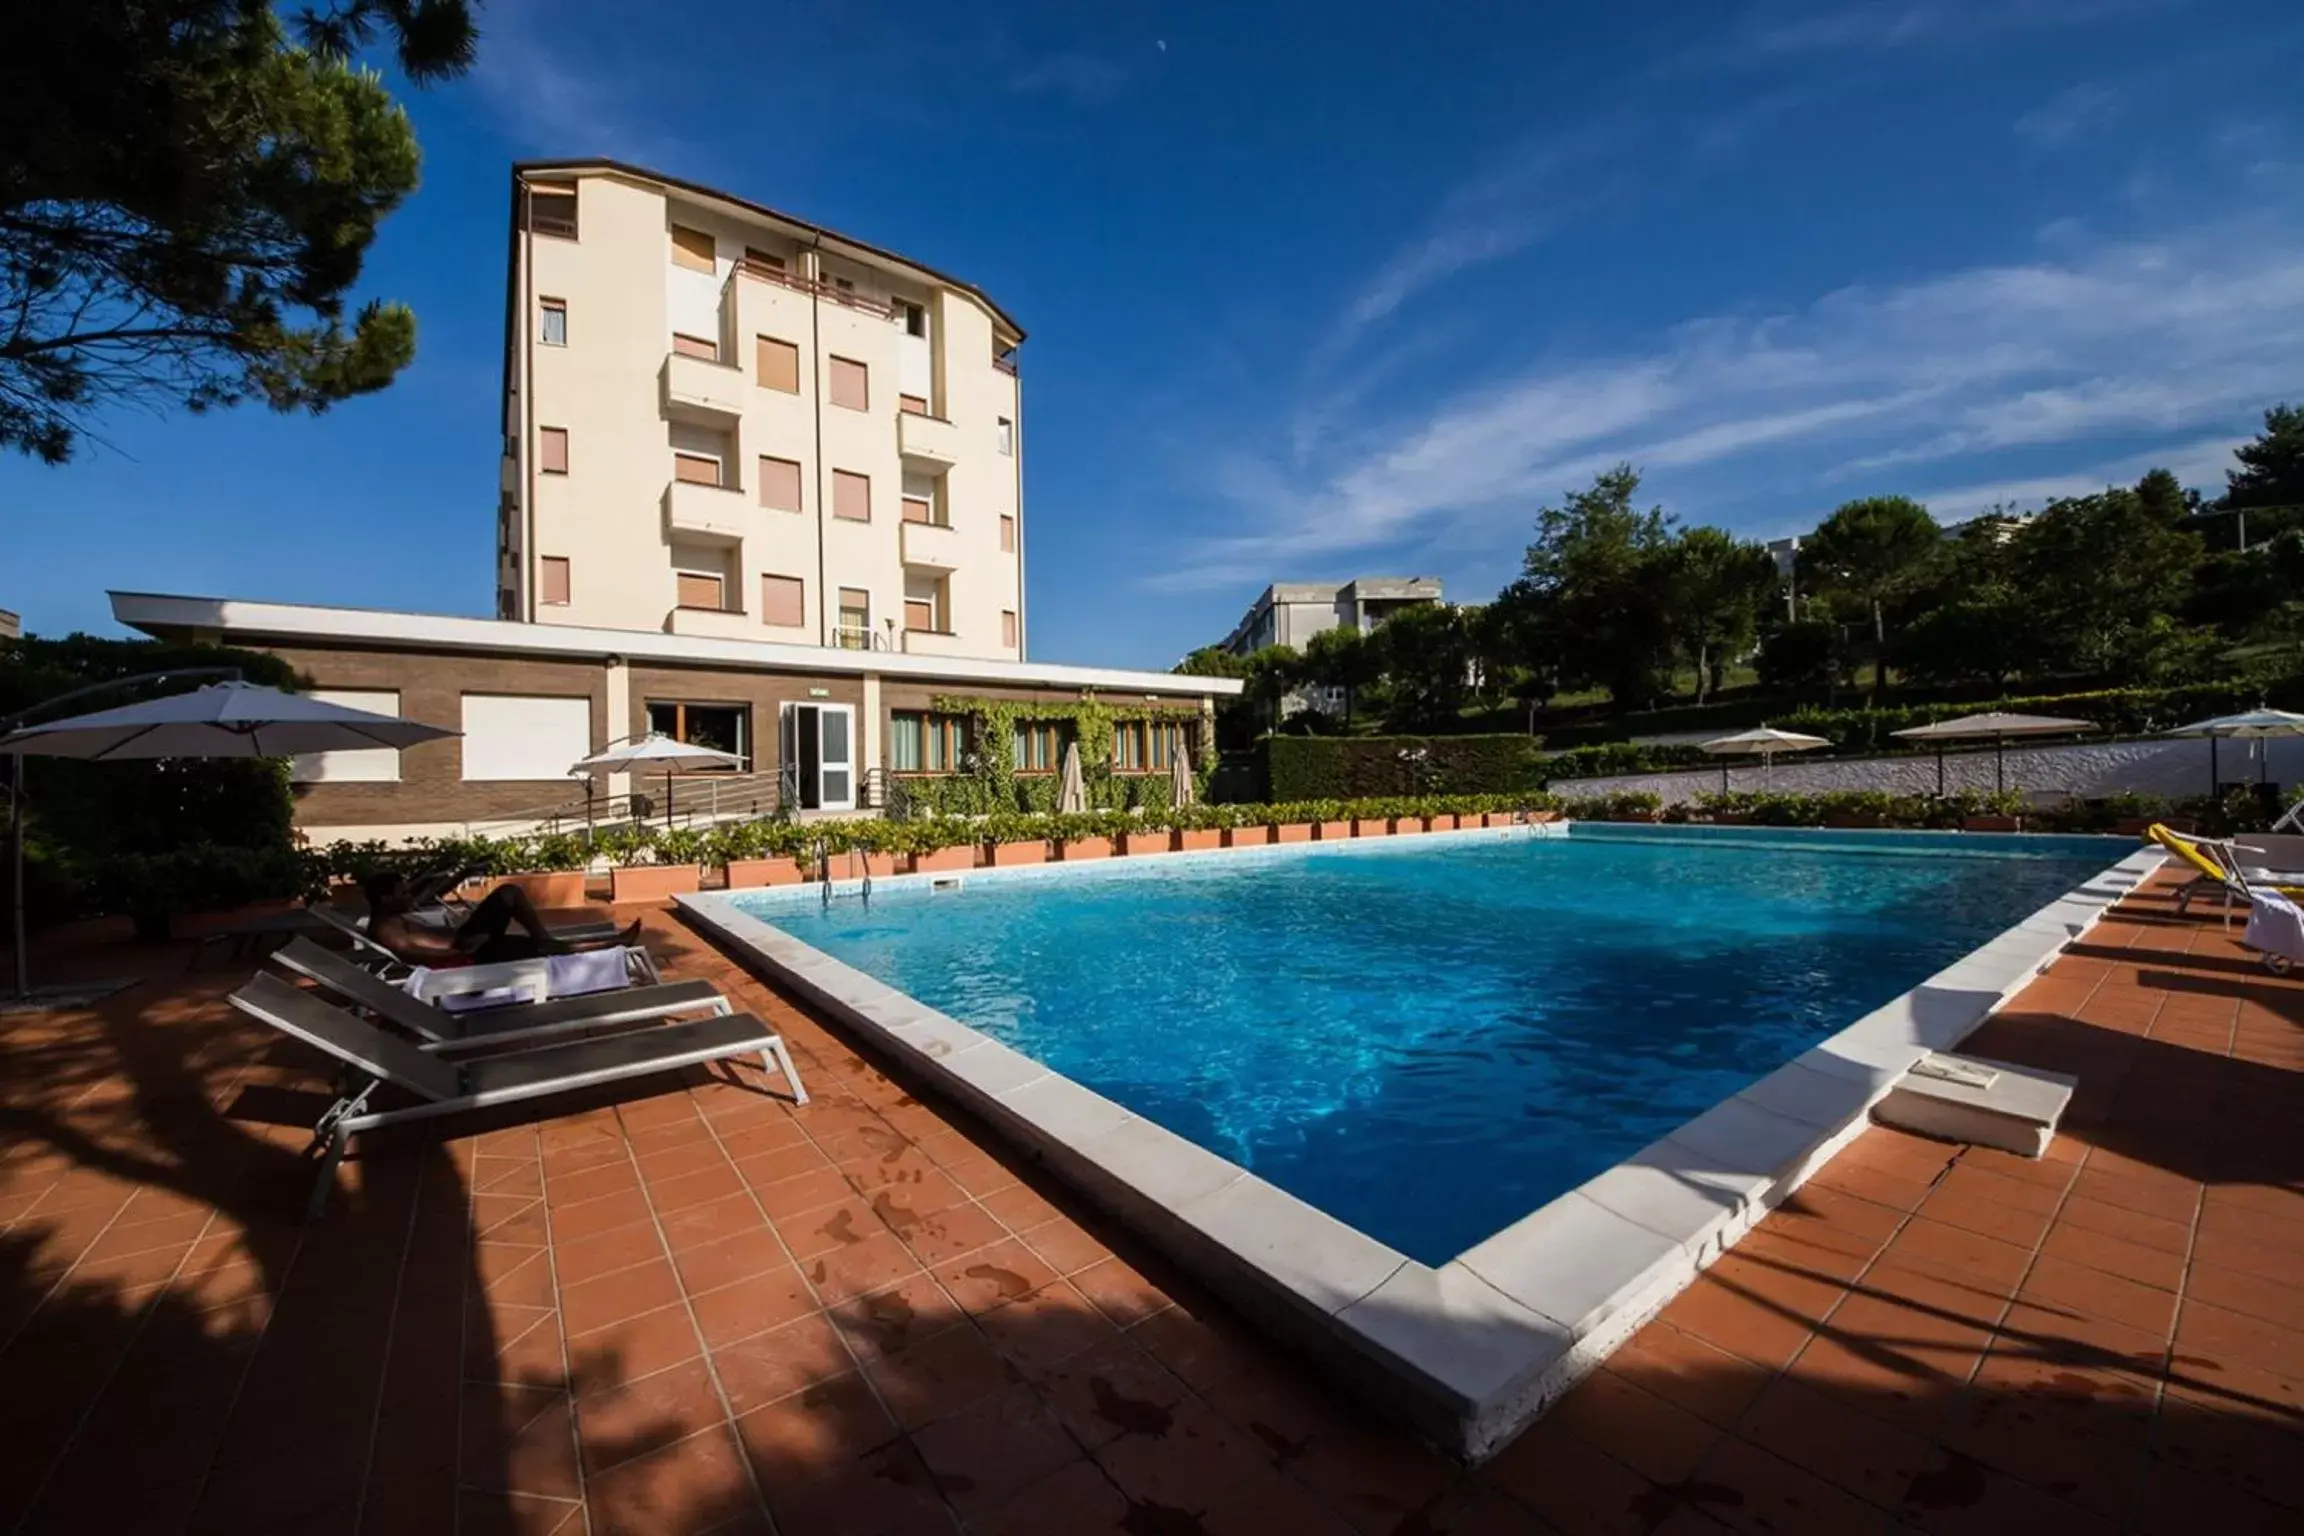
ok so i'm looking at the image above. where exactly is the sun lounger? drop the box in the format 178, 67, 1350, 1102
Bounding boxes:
269, 937, 729, 1052
2146, 823, 2304, 923
307, 903, 660, 983
228, 972, 807, 1219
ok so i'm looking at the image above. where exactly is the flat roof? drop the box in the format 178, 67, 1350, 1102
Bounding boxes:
110, 592, 1240, 698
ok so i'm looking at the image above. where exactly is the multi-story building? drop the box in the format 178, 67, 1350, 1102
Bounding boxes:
498, 160, 1026, 663
1219, 577, 1444, 657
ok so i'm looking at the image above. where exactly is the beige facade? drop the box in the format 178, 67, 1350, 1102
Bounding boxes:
499, 162, 1026, 663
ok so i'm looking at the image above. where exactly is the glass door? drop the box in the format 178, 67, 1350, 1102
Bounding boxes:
817, 705, 854, 810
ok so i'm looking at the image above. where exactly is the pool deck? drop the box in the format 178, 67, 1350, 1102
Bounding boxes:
0, 865, 2297, 1533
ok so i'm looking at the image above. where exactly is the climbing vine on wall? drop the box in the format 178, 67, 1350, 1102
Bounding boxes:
900, 693, 1213, 815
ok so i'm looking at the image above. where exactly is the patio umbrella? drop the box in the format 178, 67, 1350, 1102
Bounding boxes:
1890, 711, 2097, 795
2, 682, 456, 1005
571, 733, 743, 829
1170, 741, 1196, 808
1698, 726, 1830, 793
1057, 740, 1087, 814
2165, 707, 2304, 795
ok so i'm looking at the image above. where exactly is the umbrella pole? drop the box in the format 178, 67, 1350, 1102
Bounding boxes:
1996, 738, 2005, 793
2212, 736, 2220, 797
1720, 763, 1729, 794
9, 754, 24, 998
1935, 745, 1945, 798
665, 771, 675, 831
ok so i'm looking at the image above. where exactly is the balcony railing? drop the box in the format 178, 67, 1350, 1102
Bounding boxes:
993, 352, 1019, 377
734, 257, 897, 321
832, 624, 890, 651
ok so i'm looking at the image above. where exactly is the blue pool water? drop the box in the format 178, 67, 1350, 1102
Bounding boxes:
735, 827, 2116, 1263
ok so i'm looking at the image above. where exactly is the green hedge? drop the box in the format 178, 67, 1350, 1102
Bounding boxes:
1776, 679, 2304, 752
1539, 742, 1711, 781
1263, 734, 1548, 800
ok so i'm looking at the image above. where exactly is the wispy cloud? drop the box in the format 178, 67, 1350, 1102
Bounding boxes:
468, 0, 697, 166
1155, 214, 2304, 592
2014, 82, 2124, 151
1722, 0, 2171, 62
1009, 51, 1130, 105
1914, 435, 2246, 518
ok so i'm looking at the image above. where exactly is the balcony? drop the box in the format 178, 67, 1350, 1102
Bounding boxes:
663, 479, 747, 542
661, 351, 744, 420
666, 605, 755, 640
899, 518, 963, 569
897, 410, 962, 466
900, 626, 974, 658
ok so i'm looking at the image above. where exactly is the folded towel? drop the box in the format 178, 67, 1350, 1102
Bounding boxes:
405, 965, 545, 1014
2243, 889, 2304, 965
545, 949, 628, 998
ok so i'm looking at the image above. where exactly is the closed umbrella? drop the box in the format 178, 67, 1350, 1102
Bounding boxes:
1057, 740, 1087, 814
1698, 726, 1831, 793
1890, 712, 2097, 795
1170, 741, 1196, 808
571, 733, 744, 829
2, 681, 457, 1006
2165, 707, 2304, 796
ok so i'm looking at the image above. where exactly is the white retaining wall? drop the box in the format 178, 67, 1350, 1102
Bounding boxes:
1569, 736, 2304, 807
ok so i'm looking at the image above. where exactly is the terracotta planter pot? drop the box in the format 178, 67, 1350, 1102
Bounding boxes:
609, 864, 701, 904
1058, 837, 1112, 861
1176, 829, 1223, 852
857, 852, 900, 877
1430, 814, 1460, 831
1274, 823, 1313, 843
1315, 820, 1351, 841
1353, 817, 1390, 838
988, 840, 1047, 867
1824, 813, 1883, 829
1526, 810, 1561, 824
725, 856, 805, 889
480, 871, 592, 908
1962, 815, 2022, 833
910, 845, 977, 874
1119, 831, 1169, 857
1390, 817, 1429, 835
1224, 826, 1274, 847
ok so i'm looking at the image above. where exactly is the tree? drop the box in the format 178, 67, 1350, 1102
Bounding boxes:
1, 1, 479, 462
2012, 488, 2200, 680
1369, 604, 1472, 730
1240, 644, 1302, 735
1300, 625, 1381, 725
1662, 527, 1777, 701
2213, 403, 2304, 550
1798, 496, 1940, 700
1519, 465, 1678, 706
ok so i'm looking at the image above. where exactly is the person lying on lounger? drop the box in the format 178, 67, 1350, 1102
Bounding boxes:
361, 875, 642, 965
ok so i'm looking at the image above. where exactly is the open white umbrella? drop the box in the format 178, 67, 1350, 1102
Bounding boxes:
1698, 726, 1831, 792
571, 733, 744, 829
1057, 740, 1087, 814
2165, 707, 2304, 795
1891, 711, 2097, 795
2, 681, 457, 1006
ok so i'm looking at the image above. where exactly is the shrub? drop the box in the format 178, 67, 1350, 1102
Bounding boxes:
1263, 734, 1547, 801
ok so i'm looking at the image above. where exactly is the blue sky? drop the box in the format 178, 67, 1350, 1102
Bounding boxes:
8, 0, 2303, 668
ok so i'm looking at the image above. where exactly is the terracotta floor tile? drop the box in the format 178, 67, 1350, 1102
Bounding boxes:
2054, 1191, 2192, 1257
1089, 1392, 1270, 1515
1683, 1435, 1882, 1536
672, 1226, 789, 1297
966, 1457, 1130, 1536
2184, 1260, 2304, 1333
573, 1355, 728, 1473
752, 1167, 854, 1222
1032, 1334, 1189, 1452
762, 1438, 952, 1535
910, 1381, 1081, 1515
656, 1191, 770, 1255
1602, 1320, 1777, 1430
826, 1270, 970, 1361
1546, 1367, 1721, 1486
891, 1198, 1008, 1267
1735, 1376, 1930, 1510
727, 1141, 829, 1190
862, 1319, 1016, 1430
1066, 1253, 1177, 1327
776, 1194, 891, 1261
734, 1370, 901, 1492
459, 1383, 582, 1499
560, 1255, 684, 1338
689, 1263, 820, 1349
562, 1302, 704, 1395
801, 1229, 926, 1307
543, 1156, 640, 1210
2018, 1254, 2178, 1338
644, 1161, 747, 1216
975, 1280, 1123, 1375
2037, 1218, 2188, 1294
585, 1424, 756, 1536
1936, 1384, 2148, 1519
712, 1312, 855, 1417
1882, 1216, 2034, 1293
978, 1181, 1067, 1231
2069, 1165, 2199, 1226
1653, 1268, 1820, 1372
1124, 1304, 1271, 1394
1480, 1411, 1668, 1534
933, 1238, 1061, 1315
2130, 1455, 2297, 1536
1897, 1447, 2118, 1535
2176, 1296, 2304, 1381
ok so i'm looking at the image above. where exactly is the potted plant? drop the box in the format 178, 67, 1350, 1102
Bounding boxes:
1172, 804, 1225, 852
1272, 802, 1315, 843
1055, 811, 1114, 861
1429, 798, 1461, 832
985, 813, 1051, 866
1225, 805, 1275, 847
1960, 790, 2026, 833
1392, 798, 1432, 834
489, 831, 594, 906
910, 817, 979, 874
822, 820, 900, 879
1310, 799, 1351, 841
603, 825, 696, 903
1353, 797, 1393, 837
723, 819, 810, 888
1119, 811, 1171, 857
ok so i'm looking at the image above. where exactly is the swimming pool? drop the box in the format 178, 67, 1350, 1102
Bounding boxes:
724, 824, 2117, 1265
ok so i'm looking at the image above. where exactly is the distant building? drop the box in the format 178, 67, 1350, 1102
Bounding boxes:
1219, 577, 1444, 658
0, 609, 18, 640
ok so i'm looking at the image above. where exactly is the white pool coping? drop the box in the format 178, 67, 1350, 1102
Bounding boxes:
677, 823, 2162, 1460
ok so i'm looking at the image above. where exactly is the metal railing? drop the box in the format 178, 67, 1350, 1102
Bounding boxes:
733, 258, 898, 321
832, 624, 889, 651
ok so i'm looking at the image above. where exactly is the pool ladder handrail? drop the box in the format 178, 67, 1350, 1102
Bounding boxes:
814, 836, 870, 907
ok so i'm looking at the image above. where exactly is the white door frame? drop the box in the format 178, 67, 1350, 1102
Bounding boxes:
779, 702, 856, 812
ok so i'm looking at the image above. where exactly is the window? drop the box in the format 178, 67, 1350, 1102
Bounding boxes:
996, 417, 1014, 456
1011, 720, 1065, 774
673, 451, 722, 487
538, 426, 568, 474
1112, 719, 1193, 773
899, 393, 928, 416
670, 224, 715, 272
744, 246, 785, 273
761, 574, 805, 627
540, 556, 571, 606
903, 572, 943, 632
646, 701, 749, 765
461, 694, 591, 781
758, 455, 802, 512
832, 469, 870, 522
836, 587, 871, 646
1002, 609, 1018, 649
833, 275, 855, 293
676, 570, 726, 610
891, 711, 970, 773
828, 355, 868, 412
899, 301, 926, 337
1000, 514, 1016, 552
291, 690, 404, 783
671, 332, 718, 361
527, 187, 577, 238
539, 298, 567, 346
756, 335, 800, 393
901, 494, 932, 525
